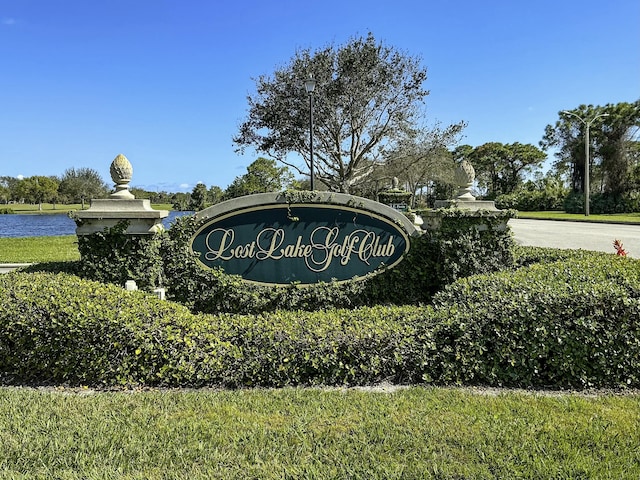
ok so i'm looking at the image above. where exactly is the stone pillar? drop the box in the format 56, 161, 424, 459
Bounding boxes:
73, 154, 168, 235
72, 154, 169, 291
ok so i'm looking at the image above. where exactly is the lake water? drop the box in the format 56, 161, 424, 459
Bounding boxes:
0, 211, 194, 238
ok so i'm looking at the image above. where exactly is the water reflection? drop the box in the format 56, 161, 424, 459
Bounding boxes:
0, 211, 193, 238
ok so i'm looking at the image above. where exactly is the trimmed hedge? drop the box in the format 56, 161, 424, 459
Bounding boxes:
511, 245, 610, 268
0, 273, 238, 386
496, 189, 566, 211
564, 191, 640, 214
430, 255, 640, 388
2, 252, 640, 390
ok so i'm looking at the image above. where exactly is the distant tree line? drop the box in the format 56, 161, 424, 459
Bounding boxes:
0, 168, 109, 211
175, 157, 301, 211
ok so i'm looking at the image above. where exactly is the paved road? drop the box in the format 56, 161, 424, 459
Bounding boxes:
509, 219, 640, 258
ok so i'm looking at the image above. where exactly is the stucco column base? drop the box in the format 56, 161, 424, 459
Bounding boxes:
74, 198, 169, 235
433, 199, 498, 211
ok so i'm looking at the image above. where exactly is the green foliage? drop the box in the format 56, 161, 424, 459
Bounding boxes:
460, 142, 547, 198
0, 272, 237, 387
58, 167, 108, 207
234, 33, 429, 193
371, 125, 465, 206
76, 221, 164, 290
224, 157, 293, 199
2, 252, 640, 390
0, 207, 14, 214
188, 183, 208, 211
496, 189, 563, 211
13, 175, 60, 206
564, 191, 640, 214
425, 209, 515, 286
542, 101, 640, 196
430, 255, 640, 389
511, 245, 606, 268
495, 175, 568, 211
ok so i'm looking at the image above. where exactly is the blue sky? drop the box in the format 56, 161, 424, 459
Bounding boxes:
1, 0, 638, 193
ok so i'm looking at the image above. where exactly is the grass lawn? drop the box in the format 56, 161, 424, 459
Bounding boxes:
516, 210, 640, 224
0, 387, 638, 479
4, 203, 84, 214
0, 235, 79, 263
4, 203, 171, 214
0, 204, 170, 263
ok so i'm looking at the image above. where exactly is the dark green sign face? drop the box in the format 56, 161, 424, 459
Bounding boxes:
190, 204, 410, 285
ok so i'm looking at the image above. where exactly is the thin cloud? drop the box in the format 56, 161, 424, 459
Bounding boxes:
1, 18, 17, 26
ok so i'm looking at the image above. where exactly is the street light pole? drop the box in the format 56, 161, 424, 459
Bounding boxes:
304, 74, 316, 191
561, 110, 610, 216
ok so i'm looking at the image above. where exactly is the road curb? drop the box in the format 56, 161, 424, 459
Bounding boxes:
0, 263, 33, 274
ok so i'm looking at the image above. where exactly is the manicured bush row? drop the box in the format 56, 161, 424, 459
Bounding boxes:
511, 245, 609, 268
2, 254, 640, 389
429, 255, 640, 388
0, 273, 238, 386
496, 189, 566, 211
564, 191, 640, 214
495, 189, 640, 213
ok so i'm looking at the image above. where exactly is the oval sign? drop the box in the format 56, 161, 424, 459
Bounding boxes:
190, 197, 412, 285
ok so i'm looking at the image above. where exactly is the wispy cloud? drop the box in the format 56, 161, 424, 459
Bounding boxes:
1, 17, 17, 26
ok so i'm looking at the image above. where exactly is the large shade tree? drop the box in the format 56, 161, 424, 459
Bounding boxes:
188, 183, 209, 211
14, 176, 59, 210
58, 167, 108, 208
380, 122, 466, 206
0, 176, 19, 203
234, 33, 429, 193
460, 142, 546, 198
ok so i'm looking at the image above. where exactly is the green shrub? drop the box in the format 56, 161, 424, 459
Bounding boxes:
209, 307, 429, 387
429, 255, 640, 388
0, 271, 430, 388
496, 189, 565, 211
564, 191, 640, 214
3, 253, 639, 390
76, 221, 164, 290
0, 272, 238, 387
512, 245, 610, 268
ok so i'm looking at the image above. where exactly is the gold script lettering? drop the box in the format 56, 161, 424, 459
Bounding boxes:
255, 228, 285, 260
202, 225, 397, 272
